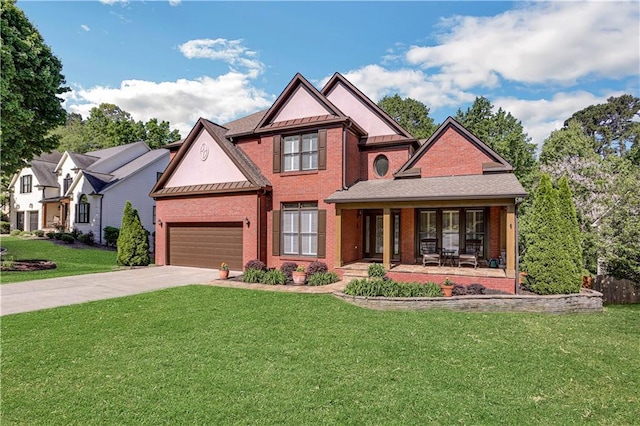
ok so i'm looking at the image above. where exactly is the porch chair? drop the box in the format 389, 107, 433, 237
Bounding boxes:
420, 238, 441, 267
458, 239, 481, 268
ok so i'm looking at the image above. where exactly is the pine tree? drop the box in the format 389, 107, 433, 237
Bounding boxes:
557, 175, 583, 277
116, 201, 150, 267
521, 174, 581, 294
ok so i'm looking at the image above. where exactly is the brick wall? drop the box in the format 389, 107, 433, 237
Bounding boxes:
400, 208, 415, 263
360, 146, 410, 181
489, 206, 502, 259
385, 270, 516, 294
345, 130, 360, 187
413, 127, 493, 177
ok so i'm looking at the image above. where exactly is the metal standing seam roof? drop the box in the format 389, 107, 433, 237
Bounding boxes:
325, 173, 527, 203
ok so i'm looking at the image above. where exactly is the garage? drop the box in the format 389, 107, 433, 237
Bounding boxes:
167, 223, 243, 270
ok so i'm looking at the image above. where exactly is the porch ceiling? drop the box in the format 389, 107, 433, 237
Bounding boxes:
325, 174, 526, 204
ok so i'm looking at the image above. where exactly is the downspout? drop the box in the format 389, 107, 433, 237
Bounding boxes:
256, 190, 261, 262
342, 121, 353, 190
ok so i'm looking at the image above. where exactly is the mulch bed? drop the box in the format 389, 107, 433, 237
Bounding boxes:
1, 259, 57, 272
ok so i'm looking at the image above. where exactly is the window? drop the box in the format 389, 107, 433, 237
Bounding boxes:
20, 175, 32, 193
282, 202, 318, 256
63, 174, 72, 194
156, 172, 163, 182
418, 210, 437, 242
76, 194, 90, 223
374, 155, 389, 177
442, 210, 460, 254
465, 210, 484, 257
283, 133, 318, 172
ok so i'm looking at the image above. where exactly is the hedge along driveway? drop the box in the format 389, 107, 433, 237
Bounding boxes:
0, 237, 118, 283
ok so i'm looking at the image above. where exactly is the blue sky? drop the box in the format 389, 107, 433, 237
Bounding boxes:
18, 1, 640, 150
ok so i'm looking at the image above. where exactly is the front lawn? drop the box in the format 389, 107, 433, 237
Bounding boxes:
2, 286, 638, 424
0, 236, 117, 283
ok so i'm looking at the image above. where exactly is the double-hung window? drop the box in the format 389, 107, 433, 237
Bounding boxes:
76, 194, 90, 223
283, 133, 318, 172
20, 175, 32, 193
282, 202, 318, 256
63, 174, 72, 194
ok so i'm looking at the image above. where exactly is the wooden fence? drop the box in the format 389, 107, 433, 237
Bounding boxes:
592, 276, 640, 304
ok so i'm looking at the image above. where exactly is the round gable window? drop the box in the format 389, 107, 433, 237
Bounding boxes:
374, 155, 389, 177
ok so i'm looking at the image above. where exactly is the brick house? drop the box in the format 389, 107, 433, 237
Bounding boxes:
150, 73, 526, 293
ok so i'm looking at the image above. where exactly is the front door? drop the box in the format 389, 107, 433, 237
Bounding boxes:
363, 209, 400, 261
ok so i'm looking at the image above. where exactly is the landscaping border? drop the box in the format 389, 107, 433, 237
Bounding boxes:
334, 288, 603, 313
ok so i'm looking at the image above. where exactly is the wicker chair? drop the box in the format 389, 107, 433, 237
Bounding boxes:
458, 239, 481, 268
421, 238, 441, 266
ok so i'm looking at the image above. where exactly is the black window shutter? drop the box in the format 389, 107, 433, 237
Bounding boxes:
86, 204, 90, 222
272, 210, 281, 256
317, 209, 326, 258
318, 129, 327, 170
75, 204, 79, 222
273, 135, 281, 173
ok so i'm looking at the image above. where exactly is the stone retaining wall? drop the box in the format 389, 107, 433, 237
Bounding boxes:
334, 289, 603, 314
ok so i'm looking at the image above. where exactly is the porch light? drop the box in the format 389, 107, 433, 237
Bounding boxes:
244, 217, 250, 227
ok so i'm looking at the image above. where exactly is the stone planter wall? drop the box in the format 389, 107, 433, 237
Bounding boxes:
334, 289, 603, 314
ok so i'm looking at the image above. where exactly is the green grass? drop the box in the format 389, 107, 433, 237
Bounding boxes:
0, 236, 117, 283
2, 286, 638, 424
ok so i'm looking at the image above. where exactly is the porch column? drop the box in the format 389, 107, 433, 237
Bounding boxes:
383, 207, 391, 270
334, 207, 343, 268
505, 204, 516, 278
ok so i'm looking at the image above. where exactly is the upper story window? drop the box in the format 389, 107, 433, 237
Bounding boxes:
374, 155, 389, 177
273, 129, 326, 174
63, 174, 72, 193
20, 175, 32, 193
284, 133, 318, 172
76, 194, 90, 223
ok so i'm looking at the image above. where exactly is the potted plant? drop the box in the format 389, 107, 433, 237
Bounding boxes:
219, 262, 230, 279
440, 277, 455, 297
292, 265, 306, 285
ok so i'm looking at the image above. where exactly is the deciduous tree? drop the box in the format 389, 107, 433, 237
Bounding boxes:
377, 94, 436, 139
0, 0, 69, 179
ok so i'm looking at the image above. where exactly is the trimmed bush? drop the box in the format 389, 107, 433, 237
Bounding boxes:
46, 232, 56, 239
116, 201, 151, 267
242, 268, 265, 283
78, 231, 95, 246
280, 262, 298, 284
0, 221, 10, 234
307, 261, 328, 276
53, 232, 63, 240
307, 271, 339, 286
263, 269, 286, 285
60, 233, 75, 244
467, 283, 486, 295
245, 259, 267, 271
452, 284, 467, 296
367, 263, 386, 279
20, 231, 31, 236
70, 229, 82, 240
10, 229, 21, 236
104, 226, 119, 248
344, 278, 443, 297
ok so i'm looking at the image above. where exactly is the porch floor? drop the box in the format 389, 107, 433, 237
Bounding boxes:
340, 261, 507, 278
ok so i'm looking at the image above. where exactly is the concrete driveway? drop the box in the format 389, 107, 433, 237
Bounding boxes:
1, 266, 219, 316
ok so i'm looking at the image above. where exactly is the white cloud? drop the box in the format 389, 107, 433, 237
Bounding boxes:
179, 38, 265, 78
64, 72, 274, 136
80, 24, 90, 32
494, 91, 624, 152
169, 0, 181, 6
406, 2, 639, 88
99, 0, 128, 5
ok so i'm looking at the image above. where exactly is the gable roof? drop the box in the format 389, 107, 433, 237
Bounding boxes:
322, 72, 416, 143
254, 73, 365, 135
395, 117, 513, 176
150, 118, 271, 198
224, 109, 268, 138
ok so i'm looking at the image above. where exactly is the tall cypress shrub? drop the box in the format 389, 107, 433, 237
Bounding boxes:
522, 174, 580, 294
557, 175, 583, 277
116, 201, 150, 266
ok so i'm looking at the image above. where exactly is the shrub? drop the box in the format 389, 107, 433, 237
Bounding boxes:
46, 232, 56, 239
262, 269, 286, 285
280, 262, 298, 284
20, 231, 31, 236
10, 229, 21, 236
33, 229, 45, 237
307, 261, 328, 276
367, 263, 386, 279
307, 271, 339, 286
344, 278, 443, 297
70, 229, 82, 240
104, 226, 120, 247
467, 283, 486, 295
242, 268, 265, 283
60, 233, 75, 244
245, 259, 266, 271
0, 221, 10, 234
116, 201, 150, 267
78, 231, 95, 246
452, 284, 467, 296
53, 232, 63, 240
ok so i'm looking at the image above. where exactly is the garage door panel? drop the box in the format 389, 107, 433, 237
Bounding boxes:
168, 223, 243, 270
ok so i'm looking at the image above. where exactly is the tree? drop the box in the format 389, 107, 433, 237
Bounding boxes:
521, 174, 581, 295
53, 104, 181, 153
377, 94, 436, 139
557, 175, 583, 274
539, 120, 598, 165
0, 0, 69, 179
455, 97, 538, 189
116, 201, 150, 267
565, 94, 640, 157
